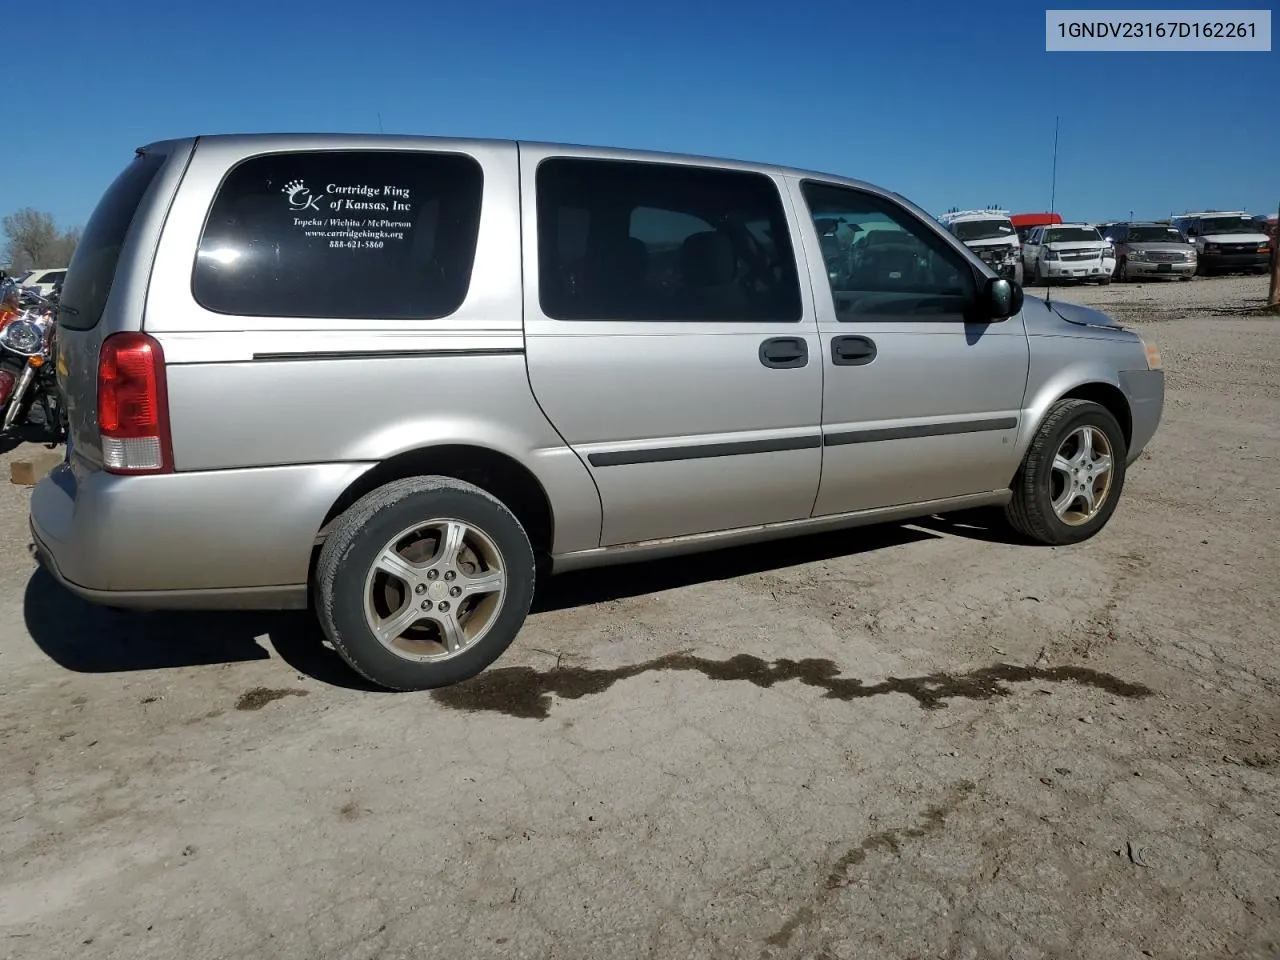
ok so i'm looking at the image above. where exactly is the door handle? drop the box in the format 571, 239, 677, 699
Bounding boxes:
759, 337, 808, 369
831, 335, 877, 366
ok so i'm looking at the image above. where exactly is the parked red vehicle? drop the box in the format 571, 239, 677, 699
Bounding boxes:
1011, 212, 1063, 245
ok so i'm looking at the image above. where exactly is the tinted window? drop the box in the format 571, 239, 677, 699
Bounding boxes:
42, 271, 66, 284
536, 158, 802, 322
58, 150, 166, 331
194, 150, 483, 320
801, 181, 976, 323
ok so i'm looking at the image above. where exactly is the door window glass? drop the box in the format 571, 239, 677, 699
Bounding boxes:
800, 181, 976, 322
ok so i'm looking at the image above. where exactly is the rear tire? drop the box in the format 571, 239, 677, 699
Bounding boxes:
1005, 399, 1128, 546
314, 476, 536, 691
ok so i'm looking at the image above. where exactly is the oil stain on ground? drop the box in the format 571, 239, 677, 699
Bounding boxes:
431, 652, 1153, 720
764, 779, 977, 951
235, 687, 309, 711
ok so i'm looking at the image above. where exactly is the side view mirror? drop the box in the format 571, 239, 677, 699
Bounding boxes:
980, 276, 1022, 321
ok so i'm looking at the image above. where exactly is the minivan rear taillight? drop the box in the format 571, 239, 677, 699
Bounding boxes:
97, 332, 173, 474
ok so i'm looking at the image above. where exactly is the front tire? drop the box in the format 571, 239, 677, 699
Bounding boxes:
1005, 399, 1128, 546
314, 476, 536, 691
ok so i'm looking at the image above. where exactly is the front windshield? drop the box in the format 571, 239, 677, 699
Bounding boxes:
1198, 216, 1262, 235
952, 219, 1014, 242
1044, 227, 1101, 243
1128, 226, 1185, 243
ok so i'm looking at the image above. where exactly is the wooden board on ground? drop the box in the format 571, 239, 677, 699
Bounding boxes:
10, 449, 63, 486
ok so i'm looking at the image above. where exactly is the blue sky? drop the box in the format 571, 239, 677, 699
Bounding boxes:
3, 0, 1275, 234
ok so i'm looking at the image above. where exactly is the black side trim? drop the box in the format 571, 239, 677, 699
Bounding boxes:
825, 417, 1018, 446
251, 347, 524, 362
588, 434, 820, 467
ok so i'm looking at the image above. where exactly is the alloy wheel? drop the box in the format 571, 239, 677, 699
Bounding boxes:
1049, 426, 1114, 526
362, 518, 508, 661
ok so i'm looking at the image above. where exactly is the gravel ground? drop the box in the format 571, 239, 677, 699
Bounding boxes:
0, 275, 1277, 960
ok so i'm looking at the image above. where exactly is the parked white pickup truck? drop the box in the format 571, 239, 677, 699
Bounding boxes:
1021, 223, 1112, 285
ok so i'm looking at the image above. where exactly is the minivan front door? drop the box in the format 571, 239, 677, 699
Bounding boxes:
789, 178, 1030, 518
521, 149, 824, 547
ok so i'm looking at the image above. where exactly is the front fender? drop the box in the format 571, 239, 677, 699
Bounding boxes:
1014, 351, 1130, 466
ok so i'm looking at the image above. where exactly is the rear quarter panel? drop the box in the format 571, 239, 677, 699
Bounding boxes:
142, 135, 602, 557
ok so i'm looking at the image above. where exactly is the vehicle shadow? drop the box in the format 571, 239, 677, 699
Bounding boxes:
0, 424, 61, 456
531, 522, 940, 612
23, 521, 944, 689
22, 566, 382, 691
909, 507, 1033, 545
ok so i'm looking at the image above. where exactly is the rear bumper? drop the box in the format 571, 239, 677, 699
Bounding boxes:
1120, 369, 1164, 464
29, 459, 374, 610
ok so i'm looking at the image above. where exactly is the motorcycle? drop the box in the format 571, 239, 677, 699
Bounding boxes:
0, 277, 65, 441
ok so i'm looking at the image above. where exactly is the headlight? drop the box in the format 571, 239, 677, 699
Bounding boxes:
1205, 243, 1219, 252
0, 318, 43, 355
1139, 336, 1162, 371
1043, 250, 1060, 260
1129, 250, 1147, 262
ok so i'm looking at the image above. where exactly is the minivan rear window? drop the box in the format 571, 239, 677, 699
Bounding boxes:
58, 150, 166, 331
192, 150, 483, 320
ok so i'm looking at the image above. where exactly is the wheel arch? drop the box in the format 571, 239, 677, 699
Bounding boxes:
1015, 372, 1134, 471
1057, 381, 1133, 449
314, 444, 556, 565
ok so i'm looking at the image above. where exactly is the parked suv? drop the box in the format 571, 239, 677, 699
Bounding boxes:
1172, 211, 1272, 275
1103, 222, 1197, 281
936, 209, 1023, 285
1021, 223, 1112, 285
30, 134, 1164, 691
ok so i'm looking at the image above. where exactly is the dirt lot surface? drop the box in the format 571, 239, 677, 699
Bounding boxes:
1, 275, 1277, 960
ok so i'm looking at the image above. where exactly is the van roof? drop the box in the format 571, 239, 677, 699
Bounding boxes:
936, 209, 1012, 223
149, 132, 887, 195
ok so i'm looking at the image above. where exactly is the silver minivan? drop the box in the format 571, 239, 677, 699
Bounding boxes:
30, 134, 1165, 690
